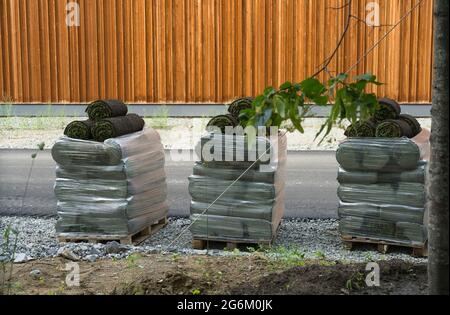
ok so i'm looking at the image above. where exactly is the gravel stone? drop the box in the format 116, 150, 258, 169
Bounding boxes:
13, 253, 30, 263
0, 216, 427, 264
84, 254, 98, 263
57, 248, 80, 261
29, 269, 42, 279
105, 241, 128, 254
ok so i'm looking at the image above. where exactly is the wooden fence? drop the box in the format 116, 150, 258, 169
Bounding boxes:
0, 0, 434, 104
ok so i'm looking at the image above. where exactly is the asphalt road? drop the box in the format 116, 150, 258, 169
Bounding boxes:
0, 150, 339, 219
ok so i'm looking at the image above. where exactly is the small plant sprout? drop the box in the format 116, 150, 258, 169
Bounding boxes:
192, 289, 201, 295
126, 253, 142, 268
345, 272, 365, 292
21, 142, 46, 213
1, 225, 19, 295
314, 250, 326, 260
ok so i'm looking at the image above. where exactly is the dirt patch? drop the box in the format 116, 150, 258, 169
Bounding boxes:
231, 260, 428, 295
4, 254, 427, 295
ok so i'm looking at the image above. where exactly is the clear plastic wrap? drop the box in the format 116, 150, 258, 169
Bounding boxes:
337, 166, 426, 184
52, 129, 169, 236
189, 133, 287, 243
339, 216, 427, 246
336, 138, 424, 172
337, 183, 425, 208
195, 133, 287, 169
338, 202, 425, 225
336, 134, 429, 246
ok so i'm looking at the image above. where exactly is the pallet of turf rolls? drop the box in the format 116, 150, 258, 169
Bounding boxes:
189, 98, 287, 250
337, 98, 429, 256
54, 100, 169, 245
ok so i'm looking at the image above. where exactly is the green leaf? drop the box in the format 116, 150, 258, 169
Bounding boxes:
273, 94, 287, 118
31, 153, 37, 159
289, 101, 304, 133
300, 78, 326, 100
279, 81, 293, 90
263, 86, 276, 98
313, 95, 329, 106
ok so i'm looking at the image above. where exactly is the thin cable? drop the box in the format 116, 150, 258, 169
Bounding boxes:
344, 0, 424, 75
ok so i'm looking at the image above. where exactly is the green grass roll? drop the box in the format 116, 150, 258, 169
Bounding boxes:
228, 97, 254, 119
91, 114, 145, 142
86, 99, 128, 121
206, 114, 239, 133
64, 120, 95, 140
344, 120, 378, 137
372, 98, 401, 122
376, 119, 414, 138
398, 114, 422, 138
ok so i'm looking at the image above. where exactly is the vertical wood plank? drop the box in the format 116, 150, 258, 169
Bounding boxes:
203, 0, 215, 101
145, 0, 156, 103
133, 0, 147, 102
173, 0, 186, 101
194, 0, 203, 101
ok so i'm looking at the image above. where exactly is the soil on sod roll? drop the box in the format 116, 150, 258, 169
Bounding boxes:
64, 120, 95, 140
86, 99, 128, 121
373, 98, 401, 122
376, 119, 414, 138
91, 114, 146, 142
345, 120, 378, 138
228, 97, 254, 119
206, 114, 239, 133
399, 114, 422, 137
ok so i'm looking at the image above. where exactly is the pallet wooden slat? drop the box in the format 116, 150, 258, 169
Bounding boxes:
192, 236, 273, 251
342, 235, 428, 257
57, 217, 168, 246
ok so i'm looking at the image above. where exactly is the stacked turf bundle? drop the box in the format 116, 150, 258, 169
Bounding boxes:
64, 100, 145, 142
188, 133, 287, 243
206, 97, 254, 132
336, 137, 429, 246
52, 129, 168, 236
344, 98, 422, 139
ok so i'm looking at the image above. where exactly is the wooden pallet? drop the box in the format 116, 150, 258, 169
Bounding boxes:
192, 237, 274, 250
57, 217, 168, 245
341, 235, 428, 257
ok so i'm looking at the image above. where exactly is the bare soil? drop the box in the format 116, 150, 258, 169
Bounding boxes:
5, 254, 427, 295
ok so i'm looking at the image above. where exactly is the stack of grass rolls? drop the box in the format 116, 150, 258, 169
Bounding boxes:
64, 99, 145, 142
189, 134, 287, 243
189, 97, 286, 244
336, 137, 429, 247
206, 97, 254, 133
55, 99, 167, 237
344, 98, 422, 139
53, 128, 168, 236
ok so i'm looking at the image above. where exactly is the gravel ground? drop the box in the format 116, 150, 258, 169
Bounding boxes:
0, 216, 427, 264
4, 117, 430, 151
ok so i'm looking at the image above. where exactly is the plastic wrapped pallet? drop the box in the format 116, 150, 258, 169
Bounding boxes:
189, 133, 287, 243
52, 129, 169, 237
336, 131, 430, 247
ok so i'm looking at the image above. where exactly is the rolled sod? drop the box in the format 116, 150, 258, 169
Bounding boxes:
228, 97, 254, 119
372, 98, 401, 122
398, 114, 422, 138
206, 114, 239, 133
344, 120, 378, 138
91, 114, 145, 142
64, 120, 95, 140
376, 119, 414, 138
86, 99, 128, 121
